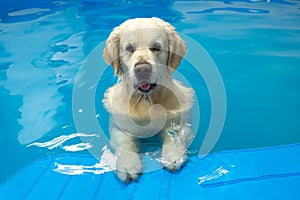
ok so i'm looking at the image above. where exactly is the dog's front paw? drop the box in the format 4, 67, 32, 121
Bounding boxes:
116, 151, 142, 183
161, 142, 187, 172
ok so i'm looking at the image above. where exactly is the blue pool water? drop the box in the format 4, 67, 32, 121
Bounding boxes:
0, 0, 300, 187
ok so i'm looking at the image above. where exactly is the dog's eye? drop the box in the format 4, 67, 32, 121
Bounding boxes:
125, 44, 135, 53
150, 43, 161, 53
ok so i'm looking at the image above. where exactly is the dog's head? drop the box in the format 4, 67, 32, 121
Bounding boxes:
104, 17, 186, 94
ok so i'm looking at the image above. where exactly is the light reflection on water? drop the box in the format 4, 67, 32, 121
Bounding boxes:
196, 154, 236, 187
54, 145, 117, 175
27, 133, 97, 151
35, 133, 236, 185
198, 163, 234, 185
1, 3, 85, 146
62, 142, 92, 152
8, 8, 51, 17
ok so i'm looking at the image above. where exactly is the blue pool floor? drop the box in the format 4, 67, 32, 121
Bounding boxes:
1, 143, 300, 200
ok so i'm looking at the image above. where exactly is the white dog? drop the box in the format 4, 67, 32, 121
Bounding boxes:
102, 17, 194, 183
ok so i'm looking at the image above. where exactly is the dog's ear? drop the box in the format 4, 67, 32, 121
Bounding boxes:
166, 24, 186, 72
103, 27, 122, 76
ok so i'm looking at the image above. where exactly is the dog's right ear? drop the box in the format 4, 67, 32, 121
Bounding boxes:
103, 27, 122, 76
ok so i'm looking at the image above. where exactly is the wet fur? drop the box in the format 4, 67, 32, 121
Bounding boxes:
102, 17, 194, 183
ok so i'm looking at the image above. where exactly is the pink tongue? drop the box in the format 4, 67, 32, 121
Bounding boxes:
139, 83, 151, 91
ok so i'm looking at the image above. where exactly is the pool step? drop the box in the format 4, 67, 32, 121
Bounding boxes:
1, 143, 300, 200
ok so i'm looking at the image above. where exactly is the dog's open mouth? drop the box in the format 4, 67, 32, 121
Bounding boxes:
137, 83, 157, 93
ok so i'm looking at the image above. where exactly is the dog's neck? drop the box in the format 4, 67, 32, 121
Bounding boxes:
129, 85, 181, 120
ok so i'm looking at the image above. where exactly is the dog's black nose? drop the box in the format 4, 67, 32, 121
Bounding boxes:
134, 62, 152, 79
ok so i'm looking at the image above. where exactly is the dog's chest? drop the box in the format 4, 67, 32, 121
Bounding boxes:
112, 107, 181, 138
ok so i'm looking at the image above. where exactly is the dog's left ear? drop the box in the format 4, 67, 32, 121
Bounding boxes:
103, 27, 122, 76
166, 24, 186, 72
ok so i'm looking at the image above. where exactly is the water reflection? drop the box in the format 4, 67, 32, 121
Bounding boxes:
8, 8, 51, 17
54, 145, 117, 175
62, 142, 92, 152
27, 133, 96, 150
196, 154, 236, 187
1, 5, 85, 145
198, 165, 231, 185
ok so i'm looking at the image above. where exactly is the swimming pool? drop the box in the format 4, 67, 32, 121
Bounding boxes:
0, 0, 300, 198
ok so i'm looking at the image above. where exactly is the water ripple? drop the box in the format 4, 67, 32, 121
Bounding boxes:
53, 145, 117, 175
27, 133, 96, 150
198, 165, 231, 185
188, 7, 269, 14
8, 8, 51, 17
62, 143, 93, 152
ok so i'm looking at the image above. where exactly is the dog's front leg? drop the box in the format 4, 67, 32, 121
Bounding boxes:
110, 127, 142, 183
161, 123, 190, 171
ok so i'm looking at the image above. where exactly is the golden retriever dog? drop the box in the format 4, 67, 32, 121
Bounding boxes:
103, 17, 194, 183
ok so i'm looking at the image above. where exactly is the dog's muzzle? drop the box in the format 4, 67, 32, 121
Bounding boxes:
134, 62, 156, 93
